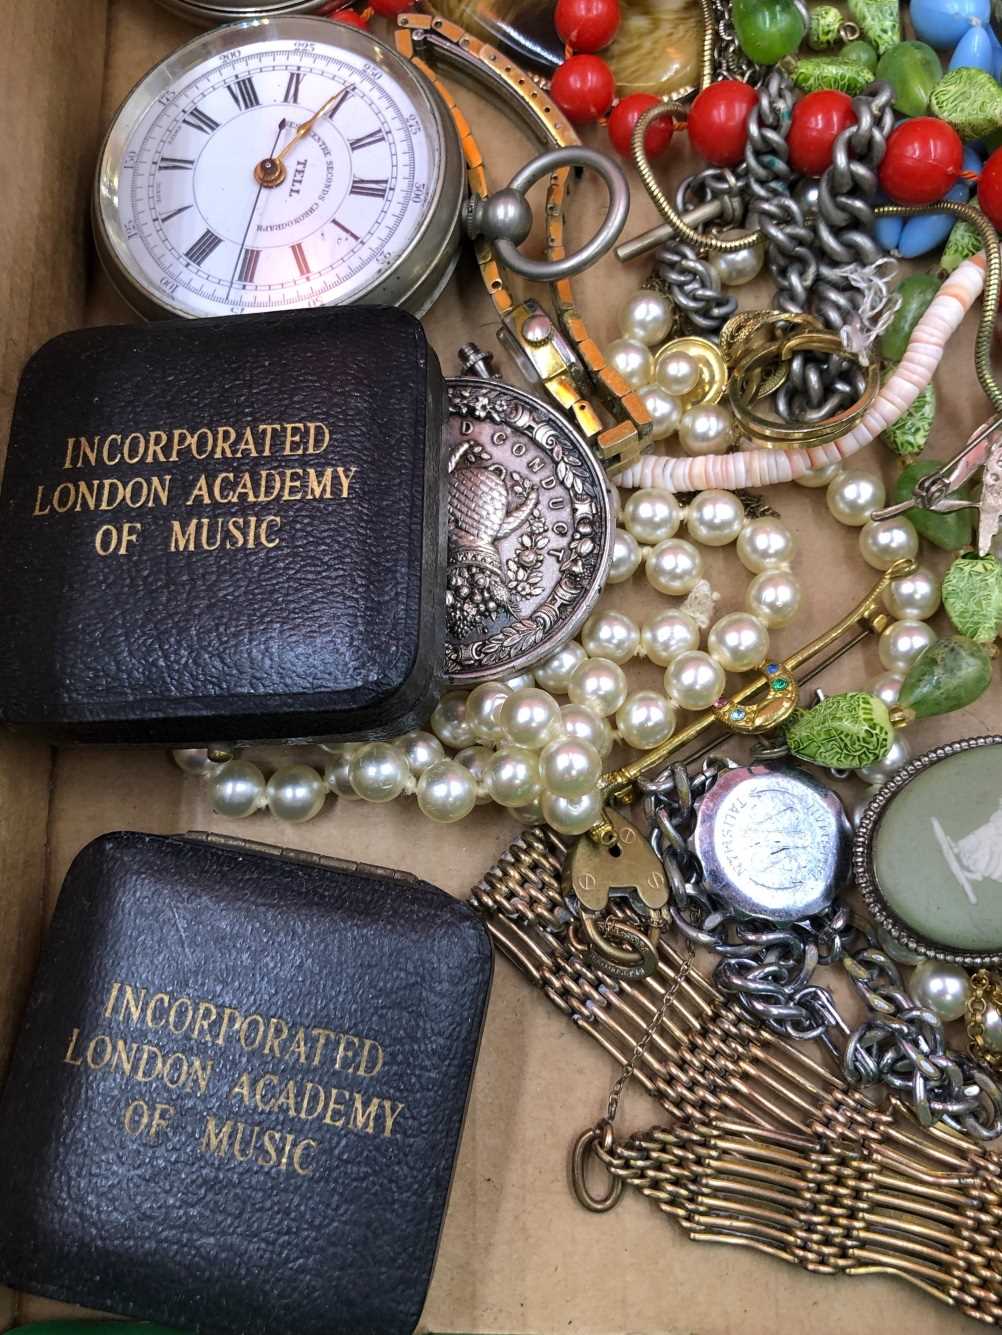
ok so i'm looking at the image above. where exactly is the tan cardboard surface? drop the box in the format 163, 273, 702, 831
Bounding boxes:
1, 1, 1000, 1331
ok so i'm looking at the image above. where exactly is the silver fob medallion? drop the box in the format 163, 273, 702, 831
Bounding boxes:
693, 762, 852, 922
444, 377, 614, 685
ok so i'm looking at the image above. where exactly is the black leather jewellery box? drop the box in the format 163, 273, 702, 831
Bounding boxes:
0, 306, 446, 744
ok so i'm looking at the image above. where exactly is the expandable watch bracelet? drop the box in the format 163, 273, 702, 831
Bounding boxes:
394, 14, 653, 475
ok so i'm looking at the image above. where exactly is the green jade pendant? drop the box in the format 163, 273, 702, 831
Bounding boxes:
943, 554, 1002, 642
786, 691, 895, 768
898, 636, 994, 719
875, 41, 942, 118
733, 0, 806, 63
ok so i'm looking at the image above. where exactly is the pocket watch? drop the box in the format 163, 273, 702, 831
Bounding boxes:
94, 16, 464, 318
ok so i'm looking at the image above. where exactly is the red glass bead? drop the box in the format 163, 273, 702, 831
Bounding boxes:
978, 148, 1002, 229
607, 93, 673, 158
366, 0, 414, 14
328, 7, 369, 24
686, 81, 758, 167
554, 0, 620, 52
787, 91, 856, 177
550, 54, 616, 124
879, 117, 964, 205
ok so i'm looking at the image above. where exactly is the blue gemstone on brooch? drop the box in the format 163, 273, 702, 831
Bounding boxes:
730, 707, 746, 721
766, 663, 780, 675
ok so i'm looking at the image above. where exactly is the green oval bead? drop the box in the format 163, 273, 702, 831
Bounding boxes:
847, 0, 901, 54
875, 40, 942, 118
879, 273, 941, 362
786, 691, 894, 768
809, 4, 844, 48
941, 218, 984, 273
791, 56, 874, 94
930, 67, 1002, 141
898, 636, 993, 718
892, 460, 974, 550
883, 380, 936, 459
942, 554, 1002, 641
733, 0, 807, 64
841, 38, 878, 69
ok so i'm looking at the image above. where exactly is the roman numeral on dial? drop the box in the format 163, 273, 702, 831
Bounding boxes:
227, 77, 260, 111
291, 243, 311, 276
325, 86, 353, 119
349, 130, 385, 151
237, 248, 261, 284
350, 178, 388, 198
159, 156, 194, 172
283, 70, 304, 103
182, 106, 219, 135
186, 230, 223, 266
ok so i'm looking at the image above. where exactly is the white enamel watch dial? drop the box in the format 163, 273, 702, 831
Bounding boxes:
94, 17, 463, 319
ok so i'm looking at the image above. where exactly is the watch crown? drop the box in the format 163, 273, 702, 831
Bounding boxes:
457, 343, 497, 380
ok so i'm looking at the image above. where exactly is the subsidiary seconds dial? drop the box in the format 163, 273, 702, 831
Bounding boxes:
94, 18, 463, 319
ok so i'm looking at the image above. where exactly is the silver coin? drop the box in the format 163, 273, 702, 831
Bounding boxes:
444, 377, 614, 685
693, 762, 851, 922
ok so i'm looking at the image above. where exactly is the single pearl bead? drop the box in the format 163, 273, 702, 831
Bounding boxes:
639, 608, 700, 665
454, 745, 493, 803
607, 527, 643, 583
467, 680, 513, 744
324, 746, 361, 800
624, 488, 682, 544
877, 924, 927, 966
656, 348, 700, 397
210, 760, 267, 818
859, 516, 919, 571
541, 788, 605, 836
856, 730, 911, 785
620, 289, 673, 346
746, 569, 801, 629
909, 959, 970, 1023
560, 703, 614, 758
568, 657, 628, 718
398, 730, 445, 776
581, 609, 640, 663
870, 671, 904, 707
678, 404, 735, 457
879, 619, 937, 673
430, 691, 476, 749
539, 736, 602, 799
512, 795, 545, 825
609, 483, 623, 520
616, 690, 677, 750
883, 565, 941, 621
664, 650, 725, 712
686, 489, 745, 546
707, 611, 770, 672
736, 517, 795, 573
795, 461, 842, 489
484, 745, 540, 807
826, 469, 886, 527
266, 764, 327, 823
504, 671, 536, 692
607, 336, 654, 389
417, 759, 478, 823
638, 384, 683, 440
349, 742, 410, 802
982, 1004, 1002, 1054
535, 640, 587, 693
708, 236, 765, 286
499, 686, 561, 748
646, 538, 703, 595
172, 748, 226, 778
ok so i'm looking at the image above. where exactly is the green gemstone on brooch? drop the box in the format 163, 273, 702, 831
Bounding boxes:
941, 218, 984, 274
785, 691, 894, 768
791, 56, 874, 94
898, 636, 994, 719
809, 4, 843, 48
847, 0, 900, 54
942, 554, 1002, 642
892, 460, 974, 550
771, 677, 790, 690
930, 67, 1002, 141
883, 382, 935, 460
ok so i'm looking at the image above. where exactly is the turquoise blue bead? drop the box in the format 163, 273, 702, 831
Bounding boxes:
895, 147, 979, 257
874, 193, 905, 250
911, 0, 991, 50
949, 21, 995, 70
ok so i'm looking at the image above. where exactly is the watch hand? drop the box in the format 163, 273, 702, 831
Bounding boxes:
230, 119, 286, 299
254, 88, 352, 188
276, 85, 353, 163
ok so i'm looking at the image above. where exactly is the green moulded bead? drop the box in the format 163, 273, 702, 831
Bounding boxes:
791, 56, 873, 94
941, 218, 984, 273
892, 460, 974, 550
733, 0, 807, 64
847, 0, 900, 55
879, 273, 941, 362
809, 4, 844, 49
875, 40, 942, 118
898, 636, 994, 718
929, 67, 1002, 141
786, 691, 895, 768
883, 380, 936, 459
942, 554, 1002, 642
